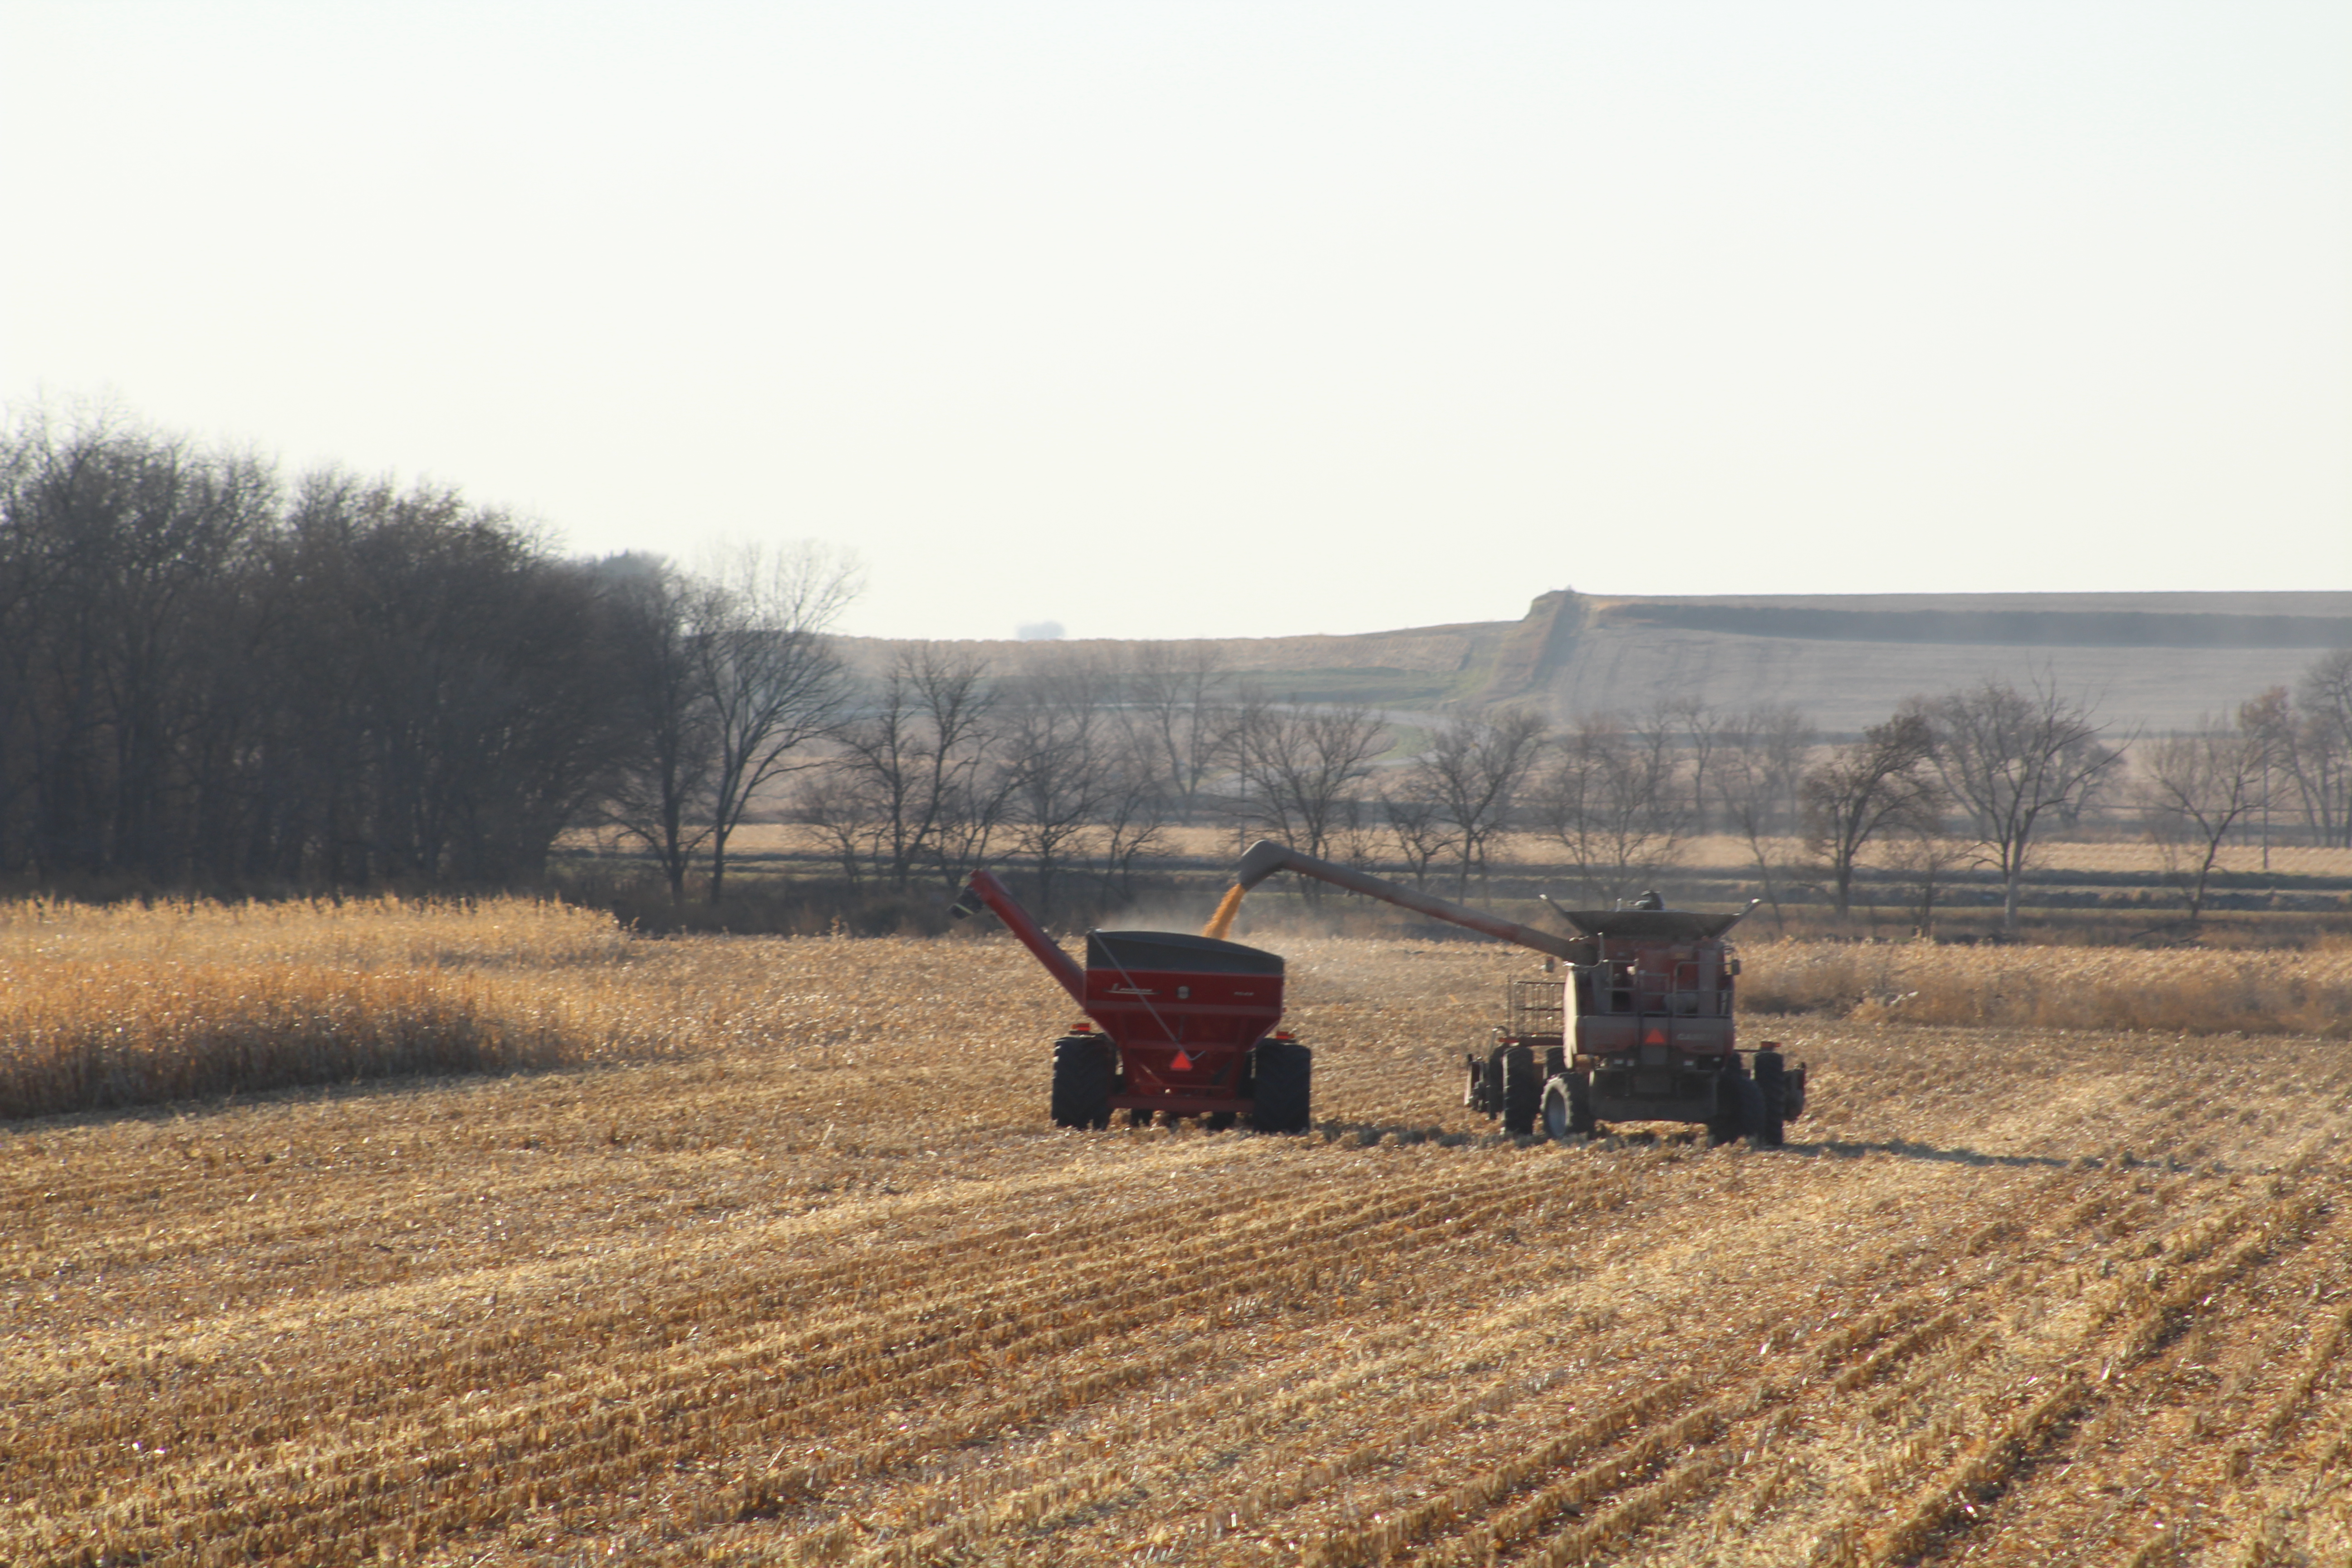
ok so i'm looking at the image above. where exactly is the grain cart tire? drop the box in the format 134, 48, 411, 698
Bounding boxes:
1250, 1038, 1313, 1133
1501, 1045, 1540, 1137
1050, 1035, 1112, 1129
1206, 1112, 1237, 1132
1752, 1050, 1788, 1148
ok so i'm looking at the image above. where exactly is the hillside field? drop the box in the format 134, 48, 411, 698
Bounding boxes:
7, 911, 2352, 1566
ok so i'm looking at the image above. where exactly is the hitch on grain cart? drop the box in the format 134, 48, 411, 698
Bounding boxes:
1220, 841, 1804, 1146
951, 870, 1312, 1134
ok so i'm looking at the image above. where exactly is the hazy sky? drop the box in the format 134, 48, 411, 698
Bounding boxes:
4, 2, 2345, 640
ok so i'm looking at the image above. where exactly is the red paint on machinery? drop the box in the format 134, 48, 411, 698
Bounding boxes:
952, 870, 1302, 1127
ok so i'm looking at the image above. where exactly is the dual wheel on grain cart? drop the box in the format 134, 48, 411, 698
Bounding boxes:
1050, 1033, 1313, 1133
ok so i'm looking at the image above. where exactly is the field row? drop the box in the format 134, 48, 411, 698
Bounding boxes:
9, 928, 2352, 1564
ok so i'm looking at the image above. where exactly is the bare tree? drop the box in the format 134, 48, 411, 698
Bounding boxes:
1882, 824, 1970, 937
2235, 687, 2293, 870
1664, 696, 1725, 836
1127, 641, 1235, 822
2298, 651, 2352, 847
1534, 714, 1690, 904
598, 555, 719, 902
1713, 705, 1816, 928
834, 643, 997, 889
1413, 709, 1549, 896
2242, 659, 2352, 850
696, 543, 860, 904
1230, 696, 1389, 865
1093, 718, 1171, 900
999, 662, 1117, 925
2138, 715, 2267, 921
1802, 710, 1938, 919
1927, 675, 2123, 931
790, 761, 881, 887
1378, 774, 1453, 888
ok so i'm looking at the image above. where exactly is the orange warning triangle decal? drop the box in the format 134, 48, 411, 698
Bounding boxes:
1643, 1028, 1666, 1044
1171, 1050, 1193, 1071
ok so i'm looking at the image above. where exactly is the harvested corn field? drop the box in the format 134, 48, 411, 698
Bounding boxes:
7, 920, 2352, 1566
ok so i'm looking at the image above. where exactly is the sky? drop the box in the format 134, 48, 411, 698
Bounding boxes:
2, 1, 2346, 641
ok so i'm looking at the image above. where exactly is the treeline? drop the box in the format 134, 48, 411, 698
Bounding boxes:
8, 409, 2346, 929
792, 642, 2352, 931
0, 411, 852, 887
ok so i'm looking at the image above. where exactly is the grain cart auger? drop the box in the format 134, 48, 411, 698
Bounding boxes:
949, 870, 1312, 1132
1228, 840, 1806, 1146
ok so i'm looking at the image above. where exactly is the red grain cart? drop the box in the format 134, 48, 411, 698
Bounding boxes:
951, 870, 1312, 1132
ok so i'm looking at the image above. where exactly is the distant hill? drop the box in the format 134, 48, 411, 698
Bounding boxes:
843, 590, 2352, 733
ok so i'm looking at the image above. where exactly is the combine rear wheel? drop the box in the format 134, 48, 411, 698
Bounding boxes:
1250, 1038, 1313, 1133
1050, 1035, 1112, 1129
1500, 1045, 1540, 1137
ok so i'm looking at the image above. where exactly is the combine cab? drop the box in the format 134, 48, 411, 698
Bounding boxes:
952, 871, 1312, 1132
1228, 841, 1805, 1145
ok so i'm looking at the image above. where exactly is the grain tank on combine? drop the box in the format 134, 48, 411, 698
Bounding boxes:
951, 870, 1312, 1132
1228, 840, 1805, 1145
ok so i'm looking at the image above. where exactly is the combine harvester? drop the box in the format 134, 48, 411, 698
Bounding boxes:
1221, 840, 1807, 1146
951, 870, 1312, 1132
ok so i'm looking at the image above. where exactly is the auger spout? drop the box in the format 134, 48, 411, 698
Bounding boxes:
1227, 839, 1585, 961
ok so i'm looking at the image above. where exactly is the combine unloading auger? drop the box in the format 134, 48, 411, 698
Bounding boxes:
951, 870, 1311, 1132
1224, 840, 1805, 1145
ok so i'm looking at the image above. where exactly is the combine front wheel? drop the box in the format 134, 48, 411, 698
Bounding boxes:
1541, 1074, 1595, 1141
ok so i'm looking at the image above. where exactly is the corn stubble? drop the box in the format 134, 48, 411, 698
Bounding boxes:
6, 906, 2352, 1565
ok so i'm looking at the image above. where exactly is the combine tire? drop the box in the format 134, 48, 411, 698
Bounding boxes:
1501, 1045, 1540, 1137
1753, 1050, 1788, 1148
1542, 1077, 1573, 1141
1708, 1068, 1767, 1146
1542, 1073, 1596, 1141
1250, 1038, 1313, 1133
1475, 1046, 1509, 1118
1705, 1057, 1747, 1146
1050, 1035, 1112, 1129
